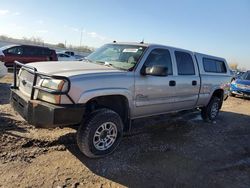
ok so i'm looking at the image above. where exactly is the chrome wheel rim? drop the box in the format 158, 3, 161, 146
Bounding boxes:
211, 102, 219, 118
93, 122, 118, 151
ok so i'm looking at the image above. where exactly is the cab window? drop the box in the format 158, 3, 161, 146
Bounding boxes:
144, 48, 173, 75
175, 51, 195, 75
203, 58, 226, 73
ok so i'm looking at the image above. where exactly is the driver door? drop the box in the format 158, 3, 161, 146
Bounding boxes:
133, 48, 177, 118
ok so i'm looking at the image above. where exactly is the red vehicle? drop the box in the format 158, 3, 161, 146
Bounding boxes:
0, 44, 58, 67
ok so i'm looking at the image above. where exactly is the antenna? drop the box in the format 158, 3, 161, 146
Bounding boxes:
140, 38, 144, 44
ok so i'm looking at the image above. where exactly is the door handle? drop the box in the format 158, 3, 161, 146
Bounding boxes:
192, 80, 197, 86
169, 80, 176, 86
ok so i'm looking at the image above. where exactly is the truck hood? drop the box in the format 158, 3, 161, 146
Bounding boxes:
27, 61, 124, 77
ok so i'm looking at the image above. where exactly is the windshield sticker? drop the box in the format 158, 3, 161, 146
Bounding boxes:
123, 49, 138, 53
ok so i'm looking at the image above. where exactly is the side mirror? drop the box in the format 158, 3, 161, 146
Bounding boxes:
141, 65, 168, 76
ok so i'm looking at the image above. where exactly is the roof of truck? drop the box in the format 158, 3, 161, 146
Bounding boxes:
108, 41, 192, 52
110, 42, 225, 61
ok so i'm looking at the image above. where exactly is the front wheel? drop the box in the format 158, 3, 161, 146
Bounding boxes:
201, 97, 221, 122
77, 108, 123, 158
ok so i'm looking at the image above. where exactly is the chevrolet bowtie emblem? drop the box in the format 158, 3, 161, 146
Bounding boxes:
22, 79, 27, 86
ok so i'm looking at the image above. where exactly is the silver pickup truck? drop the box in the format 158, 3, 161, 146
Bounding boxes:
10, 42, 231, 158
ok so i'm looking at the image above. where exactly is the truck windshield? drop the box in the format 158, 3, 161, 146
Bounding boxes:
242, 72, 250, 80
85, 44, 147, 71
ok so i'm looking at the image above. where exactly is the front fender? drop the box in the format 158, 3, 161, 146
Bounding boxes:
77, 88, 133, 107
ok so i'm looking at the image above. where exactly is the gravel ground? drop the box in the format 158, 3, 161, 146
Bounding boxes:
0, 73, 250, 188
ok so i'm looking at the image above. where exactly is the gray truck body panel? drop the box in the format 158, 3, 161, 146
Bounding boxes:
15, 42, 231, 124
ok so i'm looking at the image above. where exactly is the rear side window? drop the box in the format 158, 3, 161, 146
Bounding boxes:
24, 46, 39, 56
203, 58, 226, 73
175, 51, 195, 75
65, 51, 74, 56
24, 46, 50, 56
242, 72, 250, 80
24, 46, 52, 56
41, 48, 52, 56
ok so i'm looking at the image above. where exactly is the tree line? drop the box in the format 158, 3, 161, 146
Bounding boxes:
0, 35, 93, 53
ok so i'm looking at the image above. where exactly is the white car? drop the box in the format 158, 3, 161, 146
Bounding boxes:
0, 50, 7, 78
0, 61, 7, 78
62, 50, 75, 56
56, 52, 76, 61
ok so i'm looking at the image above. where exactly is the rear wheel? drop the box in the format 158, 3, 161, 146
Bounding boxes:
201, 97, 221, 122
77, 108, 123, 158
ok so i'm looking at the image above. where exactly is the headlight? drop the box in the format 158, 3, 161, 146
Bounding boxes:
37, 78, 69, 104
37, 91, 61, 103
41, 78, 68, 91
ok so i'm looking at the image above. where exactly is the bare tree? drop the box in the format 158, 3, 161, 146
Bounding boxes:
0, 35, 9, 40
0, 35, 93, 53
30, 37, 44, 45
56, 43, 66, 48
238, 67, 247, 71
229, 63, 238, 70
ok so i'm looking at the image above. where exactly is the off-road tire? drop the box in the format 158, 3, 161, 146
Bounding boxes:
77, 108, 123, 158
201, 97, 221, 122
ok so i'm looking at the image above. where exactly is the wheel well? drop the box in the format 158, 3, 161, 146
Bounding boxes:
85, 95, 130, 131
212, 89, 224, 108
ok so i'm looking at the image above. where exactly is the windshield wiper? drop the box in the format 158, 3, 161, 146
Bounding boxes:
107, 63, 127, 71
95, 61, 126, 71
96, 61, 113, 68
82, 57, 93, 63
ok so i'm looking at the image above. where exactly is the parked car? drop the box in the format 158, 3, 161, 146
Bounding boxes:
0, 61, 7, 78
230, 70, 250, 97
56, 52, 76, 61
231, 70, 246, 82
59, 50, 85, 60
63, 50, 75, 57
0, 44, 58, 67
236, 71, 246, 79
10, 42, 231, 158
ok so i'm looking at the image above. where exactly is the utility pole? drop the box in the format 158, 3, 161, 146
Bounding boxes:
80, 29, 83, 47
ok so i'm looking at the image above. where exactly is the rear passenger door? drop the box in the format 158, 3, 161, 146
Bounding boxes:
173, 50, 200, 110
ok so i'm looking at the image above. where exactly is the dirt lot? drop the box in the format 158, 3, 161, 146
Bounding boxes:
1, 73, 250, 188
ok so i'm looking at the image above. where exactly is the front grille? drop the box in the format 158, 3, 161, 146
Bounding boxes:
13, 61, 72, 104
18, 69, 41, 97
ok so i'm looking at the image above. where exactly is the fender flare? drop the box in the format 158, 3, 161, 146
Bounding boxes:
205, 87, 224, 106
77, 88, 133, 108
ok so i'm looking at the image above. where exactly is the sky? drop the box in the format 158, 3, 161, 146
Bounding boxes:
0, 0, 249, 69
